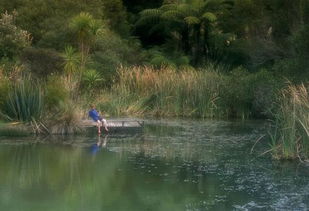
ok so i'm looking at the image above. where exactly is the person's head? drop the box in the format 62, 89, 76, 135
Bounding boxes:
90, 104, 96, 109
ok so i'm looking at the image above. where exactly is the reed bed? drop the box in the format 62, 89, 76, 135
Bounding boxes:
270, 84, 309, 161
107, 66, 222, 118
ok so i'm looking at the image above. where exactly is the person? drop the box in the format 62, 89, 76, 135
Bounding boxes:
88, 104, 108, 134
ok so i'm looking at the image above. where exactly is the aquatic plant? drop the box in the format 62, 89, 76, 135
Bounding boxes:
270, 84, 309, 161
103, 66, 221, 118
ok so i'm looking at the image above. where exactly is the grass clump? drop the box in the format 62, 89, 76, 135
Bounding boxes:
270, 84, 309, 161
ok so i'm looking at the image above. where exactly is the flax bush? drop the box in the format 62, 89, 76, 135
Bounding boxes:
1, 78, 44, 122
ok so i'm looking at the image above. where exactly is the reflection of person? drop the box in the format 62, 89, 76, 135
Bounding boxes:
88, 104, 108, 134
90, 134, 108, 155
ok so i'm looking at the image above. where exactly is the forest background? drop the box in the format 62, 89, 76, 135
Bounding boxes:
0, 0, 308, 116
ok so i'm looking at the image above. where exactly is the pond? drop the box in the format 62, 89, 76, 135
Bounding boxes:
0, 119, 308, 211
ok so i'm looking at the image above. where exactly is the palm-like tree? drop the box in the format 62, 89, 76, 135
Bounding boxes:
136, 0, 227, 64
69, 12, 102, 71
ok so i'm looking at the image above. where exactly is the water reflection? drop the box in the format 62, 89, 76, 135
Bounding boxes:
0, 120, 308, 210
89, 135, 108, 155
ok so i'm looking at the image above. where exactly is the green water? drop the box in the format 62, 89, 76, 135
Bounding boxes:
0, 120, 308, 211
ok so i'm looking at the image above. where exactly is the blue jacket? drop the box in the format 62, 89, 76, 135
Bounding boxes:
89, 109, 100, 121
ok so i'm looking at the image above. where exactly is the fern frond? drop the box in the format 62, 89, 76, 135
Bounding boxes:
135, 16, 161, 27
191, 0, 207, 11
176, 4, 195, 17
184, 16, 200, 25
202, 12, 217, 22
161, 10, 182, 21
140, 9, 162, 17
148, 23, 168, 35
160, 4, 178, 12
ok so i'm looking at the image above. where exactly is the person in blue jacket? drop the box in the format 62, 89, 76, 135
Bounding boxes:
89, 104, 108, 134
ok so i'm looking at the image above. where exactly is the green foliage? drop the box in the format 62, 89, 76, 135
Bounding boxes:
0, 11, 31, 59
136, 0, 230, 65
220, 67, 280, 118
44, 76, 69, 110
20, 47, 63, 78
0, 0, 308, 74
69, 12, 103, 71
146, 48, 192, 68
1, 78, 44, 122
81, 69, 103, 91
0, 72, 10, 109
102, 0, 130, 36
62, 46, 80, 77
89, 29, 144, 85
10, 0, 107, 44
293, 25, 309, 57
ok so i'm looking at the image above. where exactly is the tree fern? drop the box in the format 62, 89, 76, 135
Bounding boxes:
136, 0, 225, 64
136, 9, 162, 27
160, 4, 178, 12
161, 10, 182, 21
184, 16, 200, 25
202, 12, 217, 22
140, 9, 162, 18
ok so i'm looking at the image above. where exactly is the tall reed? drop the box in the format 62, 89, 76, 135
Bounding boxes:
106, 66, 222, 117
270, 84, 309, 160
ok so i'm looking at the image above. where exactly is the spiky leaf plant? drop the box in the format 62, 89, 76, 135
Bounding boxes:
1, 79, 43, 122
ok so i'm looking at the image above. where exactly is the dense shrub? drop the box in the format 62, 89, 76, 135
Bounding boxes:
0, 72, 10, 109
219, 68, 279, 118
44, 76, 70, 110
0, 11, 31, 59
89, 29, 144, 86
21, 47, 64, 78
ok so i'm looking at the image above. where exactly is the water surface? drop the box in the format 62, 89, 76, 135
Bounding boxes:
0, 120, 308, 210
